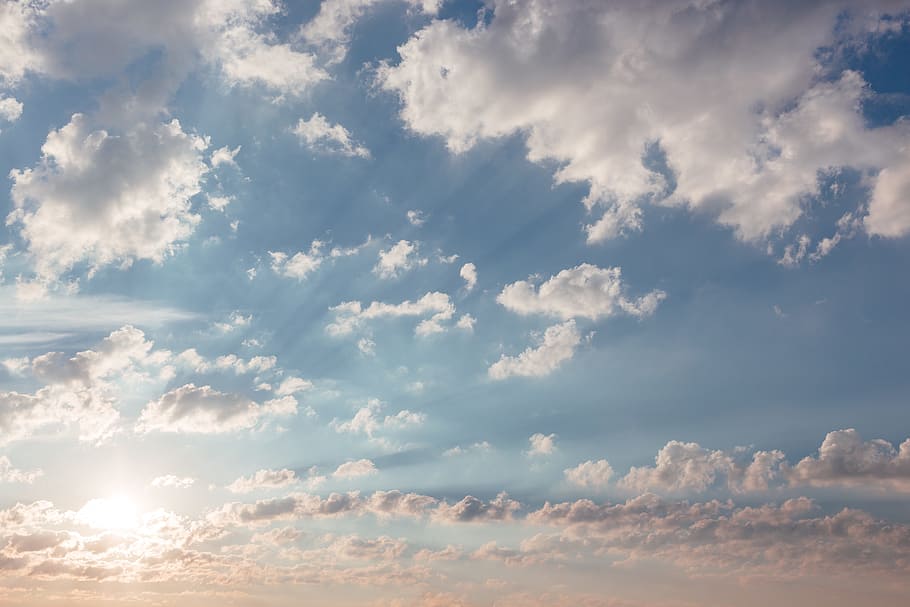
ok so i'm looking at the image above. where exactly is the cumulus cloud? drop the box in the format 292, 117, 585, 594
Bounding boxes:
327, 292, 456, 338
378, 0, 910, 245
488, 321, 580, 380
9, 114, 208, 281
374, 240, 427, 279
786, 428, 910, 490
0, 456, 43, 484
333, 459, 378, 479
270, 238, 368, 281
526, 433, 557, 457
564, 459, 613, 489
0, 95, 23, 125
136, 384, 296, 434
300, 0, 442, 65
151, 475, 195, 489
497, 264, 665, 321
0, 325, 164, 444
406, 209, 426, 226
292, 113, 370, 158
459, 262, 477, 291
228, 468, 300, 494
331, 398, 425, 441
433, 492, 521, 524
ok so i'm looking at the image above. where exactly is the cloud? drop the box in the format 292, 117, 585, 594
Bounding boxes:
497, 264, 665, 321
9, 114, 208, 281
443, 441, 492, 457
270, 238, 368, 280
327, 292, 456, 338
210, 144, 241, 168
151, 475, 195, 489
374, 240, 427, 279
274, 376, 313, 397
292, 113, 370, 158
564, 459, 613, 489
488, 321, 580, 380
460, 262, 477, 291
378, 1, 910, 245
433, 492, 521, 524
786, 428, 910, 490
0, 326, 164, 444
865, 146, 910, 237
526, 433, 557, 457
0, 95, 23, 124
300, 0, 442, 65
228, 469, 299, 494
136, 384, 296, 434
331, 398, 425, 440
333, 459, 378, 479
0, 456, 42, 484
406, 209, 426, 226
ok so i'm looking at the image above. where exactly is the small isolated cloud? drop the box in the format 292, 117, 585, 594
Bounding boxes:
274, 376, 313, 397
333, 459, 378, 479
527, 433, 557, 457
327, 292, 456, 338
151, 475, 195, 489
489, 321, 580, 380
0, 95, 23, 125
407, 209, 427, 226
136, 384, 296, 434
213, 311, 252, 333
374, 239, 427, 279
228, 468, 299, 494
443, 441, 492, 457
455, 314, 476, 332
292, 113, 370, 158
498, 264, 665, 321
460, 262, 477, 292
270, 238, 367, 281
210, 144, 241, 168
332, 398, 425, 441
0, 456, 42, 484
564, 459, 614, 488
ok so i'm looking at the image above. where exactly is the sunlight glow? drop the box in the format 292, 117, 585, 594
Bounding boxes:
77, 496, 139, 531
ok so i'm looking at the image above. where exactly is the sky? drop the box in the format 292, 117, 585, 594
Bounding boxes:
1, 0, 910, 605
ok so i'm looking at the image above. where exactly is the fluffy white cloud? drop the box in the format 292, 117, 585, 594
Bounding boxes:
270, 238, 368, 281
331, 398, 425, 440
526, 433, 557, 457
406, 209, 426, 226
378, 0, 910, 245
151, 475, 195, 489
0, 325, 165, 444
498, 264, 665, 321
865, 146, 910, 237
0, 456, 42, 484
9, 114, 208, 281
460, 262, 477, 292
333, 459, 378, 479
619, 440, 785, 494
488, 321, 580, 380
0, 0, 43, 85
136, 384, 296, 434
274, 376, 313, 397
292, 113, 370, 158
0, 95, 23, 124
787, 429, 910, 490
210, 144, 241, 168
300, 0, 441, 65
564, 459, 613, 489
374, 240, 427, 279
228, 468, 299, 493
327, 292, 456, 337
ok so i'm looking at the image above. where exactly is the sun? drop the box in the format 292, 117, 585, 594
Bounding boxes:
78, 495, 139, 531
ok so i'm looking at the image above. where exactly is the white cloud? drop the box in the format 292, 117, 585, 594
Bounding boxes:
332, 398, 425, 440
210, 144, 241, 168
489, 321, 580, 380
333, 459, 378, 479
0, 456, 42, 484
274, 376, 313, 397
460, 262, 477, 292
300, 0, 442, 65
136, 384, 296, 434
787, 428, 910, 490
374, 239, 427, 279
213, 311, 252, 333
498, 264, 665, 321
327, 291, 456, 337
865, 146, 910, 237
151, 475, 195, 489
9, 114, 208, 281
270, 238, 368, 281
292, 113, 370, 158
564, 460, 613, 489
378, 1, 910, 246
0, 95, 23, 124
443, 441, 492, 457
406, 209, 427, 226
455, 314, 476, 332
0, 0, 43, 85
527, 433, 557, 457
228, 468, 299, 493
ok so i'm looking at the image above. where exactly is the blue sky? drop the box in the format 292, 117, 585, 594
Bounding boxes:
1, 1, 910, 606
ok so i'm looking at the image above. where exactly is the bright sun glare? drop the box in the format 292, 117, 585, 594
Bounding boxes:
78, 495, 139, 531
